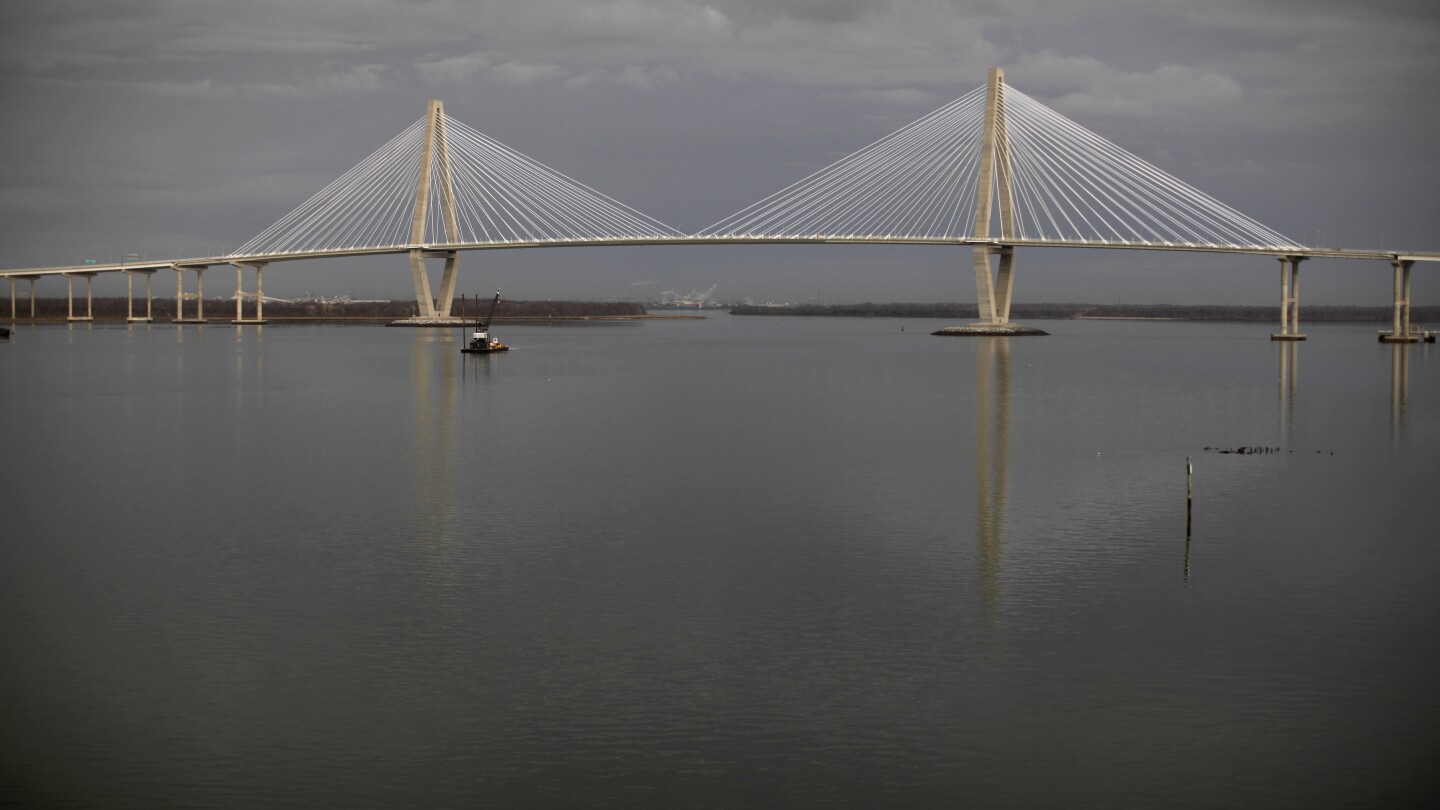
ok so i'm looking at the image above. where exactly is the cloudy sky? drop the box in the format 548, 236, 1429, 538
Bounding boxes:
1, 0, 1436, 305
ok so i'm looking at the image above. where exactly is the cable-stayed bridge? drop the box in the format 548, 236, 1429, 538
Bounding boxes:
4, 69, 1434, 340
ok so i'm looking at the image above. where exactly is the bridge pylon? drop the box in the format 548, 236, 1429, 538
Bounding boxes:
936, 68, 1046, 337
405, 99, 463, 322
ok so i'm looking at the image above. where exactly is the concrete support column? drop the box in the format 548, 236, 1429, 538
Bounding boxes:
174, 267, 207, 323
971, 245, 1017, 326
1278, 258, 1291, 335
9, 278, 14, 321
1271, 256, 1306, 341
29, 278, 36, 319
972, 247, 997, 324
994, 248, 1016, 324
60, 272, 94, 321
124, 270, 153, 323
410, 249, 436, 319
1291, 261, 1301, 334
1382, 260, 1418, 343
1392, 261, 1403, 336
230, 262, 268, 324
1403, 262, 1413, 336
435, 252, 460, 318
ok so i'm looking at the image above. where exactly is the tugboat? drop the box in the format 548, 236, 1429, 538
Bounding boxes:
461, 289, 509, 354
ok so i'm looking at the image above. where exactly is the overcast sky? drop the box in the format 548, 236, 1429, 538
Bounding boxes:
1, 0, 1436, 305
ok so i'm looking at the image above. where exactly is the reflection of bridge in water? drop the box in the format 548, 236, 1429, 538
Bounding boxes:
1277, 337, 1417, 447
1279, 339, 1299, 445
1390, 344, 1412, 446
5, 69, 1435, 339
973, 338, 1011, 620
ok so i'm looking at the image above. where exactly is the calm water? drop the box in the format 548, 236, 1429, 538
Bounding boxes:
1, 315, 1437, 808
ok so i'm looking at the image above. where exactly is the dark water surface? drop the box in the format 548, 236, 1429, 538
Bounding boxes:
2, 316, 1437, 808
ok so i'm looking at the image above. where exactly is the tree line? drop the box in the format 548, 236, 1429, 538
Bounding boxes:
730, 302, 1440, 322
6, 297, 648, 320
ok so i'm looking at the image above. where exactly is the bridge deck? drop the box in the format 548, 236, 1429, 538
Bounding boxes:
3, 238, 1435, 280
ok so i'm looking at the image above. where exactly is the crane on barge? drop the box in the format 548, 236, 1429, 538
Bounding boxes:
461, 289, 509, 354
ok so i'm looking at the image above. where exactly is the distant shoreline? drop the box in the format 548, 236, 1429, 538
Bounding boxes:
4, 313, 705, 324
3, 298, 698, 324
730, 302, 1438, 322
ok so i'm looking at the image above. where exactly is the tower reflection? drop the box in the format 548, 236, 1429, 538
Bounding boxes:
974, 337, 1011, 621
1278, 338, 1298, 445
1390, 343, 1409, 444
411, 331, 460, 566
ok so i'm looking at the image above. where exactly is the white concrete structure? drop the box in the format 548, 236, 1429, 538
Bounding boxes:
1, 75, 1435, 336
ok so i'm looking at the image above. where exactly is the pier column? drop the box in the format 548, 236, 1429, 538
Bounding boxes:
62, 272, 97, 321
230, 262, 268, 324
173, 266, 208, 323
409, 249, 436, 319
1403, 260, 1412, 336
972, 247, 998, 324
29, 278, 36, 318
124, 269, 154, 323
8, 278, 14, 321
1381, 259, 1417, 342
1277, 258, 1290, 335
1391, 261, 1402, 336
63, 273, 93, 321
994, 248, 1016, 325
1292, 260, 1303, 334
1271, 256, 1306, 341
435, 252, 460, 318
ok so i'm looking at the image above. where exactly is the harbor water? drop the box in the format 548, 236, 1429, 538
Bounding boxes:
1, 315, 1437, 807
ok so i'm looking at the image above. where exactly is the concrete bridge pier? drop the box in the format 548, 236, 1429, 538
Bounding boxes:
1271, 256, 1306, 341
65, 272, 96, 322
125, 268, 156, 323
173, 266, 208, 324
231, 262, 269, 325
7, 278, 13, 321
1380, 259, 1419, 342
407, 249, 461, 321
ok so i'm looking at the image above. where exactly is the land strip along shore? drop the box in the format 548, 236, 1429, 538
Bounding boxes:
731, 302, 1440, 322
7, 298, 1435, 324
5, 298, 684, 323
